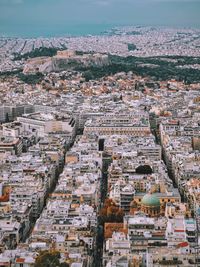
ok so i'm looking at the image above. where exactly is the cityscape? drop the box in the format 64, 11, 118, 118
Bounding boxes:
1, 27, 200, 73
0, 0, 200, 267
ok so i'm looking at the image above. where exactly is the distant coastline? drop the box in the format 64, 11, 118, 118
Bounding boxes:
1, 24, 200, 39
0, 24, 117, 39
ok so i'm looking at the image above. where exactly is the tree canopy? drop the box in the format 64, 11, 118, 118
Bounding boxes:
13, 47, 64, 61
99, 199, 124, 225
34, 251, 69, 267
77, 55, 200, 83
136, 165, 153, 174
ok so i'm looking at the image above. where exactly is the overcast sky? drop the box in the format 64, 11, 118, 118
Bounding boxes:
0, 0, 200, 36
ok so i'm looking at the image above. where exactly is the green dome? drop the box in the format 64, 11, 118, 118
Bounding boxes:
141, 194, 160, 207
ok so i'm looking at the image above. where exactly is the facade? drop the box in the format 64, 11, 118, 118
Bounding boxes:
0, 105, 34, 123
17, 113, 76, 140
84, 113, 151, 137
0, 137, 23, 155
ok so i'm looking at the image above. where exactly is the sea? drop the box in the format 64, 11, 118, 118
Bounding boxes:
0, 23, 117, 38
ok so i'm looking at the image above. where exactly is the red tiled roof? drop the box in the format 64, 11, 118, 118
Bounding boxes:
177, 242, 189, 248
16, 258, 25, 263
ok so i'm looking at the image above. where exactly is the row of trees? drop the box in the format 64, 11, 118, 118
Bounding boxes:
13, 47, 65, 61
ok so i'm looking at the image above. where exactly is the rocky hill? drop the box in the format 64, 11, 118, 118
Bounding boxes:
23, 50, 109, 74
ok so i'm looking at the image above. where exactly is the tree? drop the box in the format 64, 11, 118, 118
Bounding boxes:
34, 251, 69, 267
18, 72, 44, 85
13, 47, 64, 61
136, 165, 153, 174
104, 198, 116, 208
99, 198, 124, 225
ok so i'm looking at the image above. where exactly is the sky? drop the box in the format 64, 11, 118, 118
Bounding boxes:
0, 0, 200, 37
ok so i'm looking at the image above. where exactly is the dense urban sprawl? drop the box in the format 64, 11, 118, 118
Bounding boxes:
0, 26, 200, 266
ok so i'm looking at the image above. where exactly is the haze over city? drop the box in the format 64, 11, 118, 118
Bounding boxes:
0, 0, 200, 37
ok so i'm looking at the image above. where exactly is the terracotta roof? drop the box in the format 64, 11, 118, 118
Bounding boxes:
16, 258, 25, 263
177, 242, 189, 248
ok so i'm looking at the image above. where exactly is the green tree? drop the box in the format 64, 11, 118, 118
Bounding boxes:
18, 72, 44, 85
34, 251, 69, 267
136, 165, 153, 174
13, 47, 64, 61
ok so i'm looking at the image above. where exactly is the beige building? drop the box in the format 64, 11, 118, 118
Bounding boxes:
84, 114, 151, 137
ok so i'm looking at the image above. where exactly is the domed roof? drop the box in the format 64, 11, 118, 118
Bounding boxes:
141, 194, 160, 207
